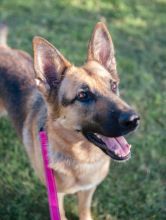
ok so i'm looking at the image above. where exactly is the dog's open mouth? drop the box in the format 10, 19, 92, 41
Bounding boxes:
83, 132, 131, 161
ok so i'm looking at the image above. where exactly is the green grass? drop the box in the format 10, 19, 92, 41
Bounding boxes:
0, 0, 165, 219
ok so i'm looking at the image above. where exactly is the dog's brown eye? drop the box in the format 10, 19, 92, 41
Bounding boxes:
77, 91, 94, 103
111, 82, 118, 93
78, 91, 87, 99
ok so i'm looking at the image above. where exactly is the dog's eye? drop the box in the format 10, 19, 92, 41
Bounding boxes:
77, 91, 94, 103
111, 81, 118, 93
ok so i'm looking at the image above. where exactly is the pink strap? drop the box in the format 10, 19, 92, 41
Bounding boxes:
39, 131, 61, 220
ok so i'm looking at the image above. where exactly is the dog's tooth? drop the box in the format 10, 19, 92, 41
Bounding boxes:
96, 133, 101, 139
114, 149, 119, 155
116, 150, 123, 157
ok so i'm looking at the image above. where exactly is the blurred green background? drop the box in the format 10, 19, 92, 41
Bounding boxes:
0, 0, 165, 219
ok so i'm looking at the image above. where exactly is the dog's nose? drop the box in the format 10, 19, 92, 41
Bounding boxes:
119, 112, 140, 130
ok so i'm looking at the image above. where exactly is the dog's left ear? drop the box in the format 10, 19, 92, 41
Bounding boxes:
88, 22, 117, 77
33, 36, 71, 95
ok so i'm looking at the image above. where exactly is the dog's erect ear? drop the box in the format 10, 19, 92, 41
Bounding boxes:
33, 37, 71, 93
88, 22, 117, 75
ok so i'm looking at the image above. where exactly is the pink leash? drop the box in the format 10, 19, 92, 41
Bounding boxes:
39, 130, 61, 220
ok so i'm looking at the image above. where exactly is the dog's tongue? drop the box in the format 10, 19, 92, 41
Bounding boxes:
100, 136, 131, 158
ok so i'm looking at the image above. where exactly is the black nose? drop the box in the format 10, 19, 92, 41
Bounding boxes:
119, 111, 140, 130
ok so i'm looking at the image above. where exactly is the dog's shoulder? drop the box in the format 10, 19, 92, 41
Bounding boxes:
23, 91, 47, 143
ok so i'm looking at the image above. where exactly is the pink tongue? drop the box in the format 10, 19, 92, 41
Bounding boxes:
100, 135, 130, 158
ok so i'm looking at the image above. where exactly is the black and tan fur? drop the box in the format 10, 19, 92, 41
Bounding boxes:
0, 22, 139, 220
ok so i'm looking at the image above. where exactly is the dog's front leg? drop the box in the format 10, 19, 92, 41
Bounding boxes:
58, 193, 68, 220
78, 186, 96, 220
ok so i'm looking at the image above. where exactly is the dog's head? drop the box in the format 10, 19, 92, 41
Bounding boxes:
33, 22, 140, 161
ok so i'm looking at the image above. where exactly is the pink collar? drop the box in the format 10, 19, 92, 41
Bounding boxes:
39, 130, 61, 220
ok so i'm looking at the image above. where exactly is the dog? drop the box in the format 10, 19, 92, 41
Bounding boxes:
0, 22, 140, 220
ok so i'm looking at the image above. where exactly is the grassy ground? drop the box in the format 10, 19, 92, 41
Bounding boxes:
0, 0, 165, 219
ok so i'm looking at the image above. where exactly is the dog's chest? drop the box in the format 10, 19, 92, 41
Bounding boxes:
51, 154, 110, 194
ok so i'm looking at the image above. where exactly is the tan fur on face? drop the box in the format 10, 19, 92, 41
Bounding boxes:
55, 62, 112, 131
59, 61, 118, 100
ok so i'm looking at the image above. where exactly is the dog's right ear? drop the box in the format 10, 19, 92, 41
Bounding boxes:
33, 37, 71, 95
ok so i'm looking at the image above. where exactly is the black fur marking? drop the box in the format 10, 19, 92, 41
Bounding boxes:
0, 66, 35, 136
61, 95, 76, 107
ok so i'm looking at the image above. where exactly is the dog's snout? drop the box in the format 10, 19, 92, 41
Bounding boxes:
119, 112, 140, 130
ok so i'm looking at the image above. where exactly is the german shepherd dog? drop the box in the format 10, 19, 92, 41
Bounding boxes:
0, 22, 140, 220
